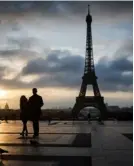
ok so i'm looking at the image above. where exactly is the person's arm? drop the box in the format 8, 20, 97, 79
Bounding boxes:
20, 103, 22, 110
40, 97, 44, 108
28, 97, 32, 108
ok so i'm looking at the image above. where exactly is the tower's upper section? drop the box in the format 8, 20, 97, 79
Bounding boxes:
84, 4, 95, 74
86, 5, 92, 23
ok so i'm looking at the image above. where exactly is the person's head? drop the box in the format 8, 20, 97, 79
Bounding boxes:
32, 88, 37, 95
20, 95, 27, 103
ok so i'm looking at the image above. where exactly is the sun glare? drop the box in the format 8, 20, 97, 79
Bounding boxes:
0, 89, 7, 98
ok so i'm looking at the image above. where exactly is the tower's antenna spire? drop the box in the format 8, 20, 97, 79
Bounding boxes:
88, 5, 90, 14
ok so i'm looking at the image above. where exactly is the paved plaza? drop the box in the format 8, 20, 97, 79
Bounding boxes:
0, 120, 132, 166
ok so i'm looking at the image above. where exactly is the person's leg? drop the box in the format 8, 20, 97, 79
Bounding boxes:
32, 120, 36, 136
23, 121, 26, 131
37, 120, 39, 135
35, 120, 39, 136
33, 120, 39, 137
20, 121, 25, 136
25, 121, 28, 136
22, 121, 25, 132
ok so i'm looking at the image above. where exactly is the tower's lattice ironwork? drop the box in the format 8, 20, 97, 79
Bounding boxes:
72, 5, 107, 120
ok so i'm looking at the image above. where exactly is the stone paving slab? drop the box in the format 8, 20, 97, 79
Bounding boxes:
0, 134, 61, 144
91, 122, 133, 166
2, 147, 131, 159
98, 126, 133, 133
91, 149, 132, 157
122, 133, 133, 141
114, 127, 133, 133
106, 153, 133, 166
92, 157, 107, 166
0, 133, 91, 147
0, 146, 90, 156
92, 127, 132, 150
92, 154, 133, 166
1, 161, 59, 166
0, 156, 92, 166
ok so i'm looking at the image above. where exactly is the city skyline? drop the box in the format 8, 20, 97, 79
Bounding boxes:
0, 1, 132, 109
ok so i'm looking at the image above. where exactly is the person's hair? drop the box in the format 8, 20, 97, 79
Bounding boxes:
33, 88, 37, 91
20, 95, 27, 105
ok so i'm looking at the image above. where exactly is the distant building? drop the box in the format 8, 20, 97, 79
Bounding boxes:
121, 107, 133, 113
107, 106, 120, 112
4, 103, 9, 110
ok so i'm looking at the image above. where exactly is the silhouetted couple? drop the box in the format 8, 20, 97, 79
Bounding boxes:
20, 88, 44, 138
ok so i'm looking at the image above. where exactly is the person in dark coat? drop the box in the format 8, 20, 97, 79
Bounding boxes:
48, 114, 52, 125
20, 95, 29, 136
88, 112, 91, 123
28, 88, 44, 138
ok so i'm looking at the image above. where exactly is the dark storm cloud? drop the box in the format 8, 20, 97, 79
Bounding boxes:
0, 49, 20, 56
0, 36, 39, 58
0, 1, 132, 18
95, 39, 133, 91
0, 49, 37, 59
96, 57, 133, 91
0, 1, 59, 14
54, 1, 132, 16
19, 47, 133, 92
22, 50, 84, 75
110, 57, 132, 72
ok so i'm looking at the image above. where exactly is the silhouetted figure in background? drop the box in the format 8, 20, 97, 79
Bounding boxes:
97, 115, 104, 125
48, 116, 52, 125
20, 95, 29, 136
88, 112, 91, 123
72, 112, 76, 125
5, 116, 8, 123
29, 88, 44, 138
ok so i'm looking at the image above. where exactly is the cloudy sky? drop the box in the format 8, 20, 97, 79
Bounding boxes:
0, 1, 132, 109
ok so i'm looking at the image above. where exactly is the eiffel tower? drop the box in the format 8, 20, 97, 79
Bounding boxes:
72, 5, 107, 120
